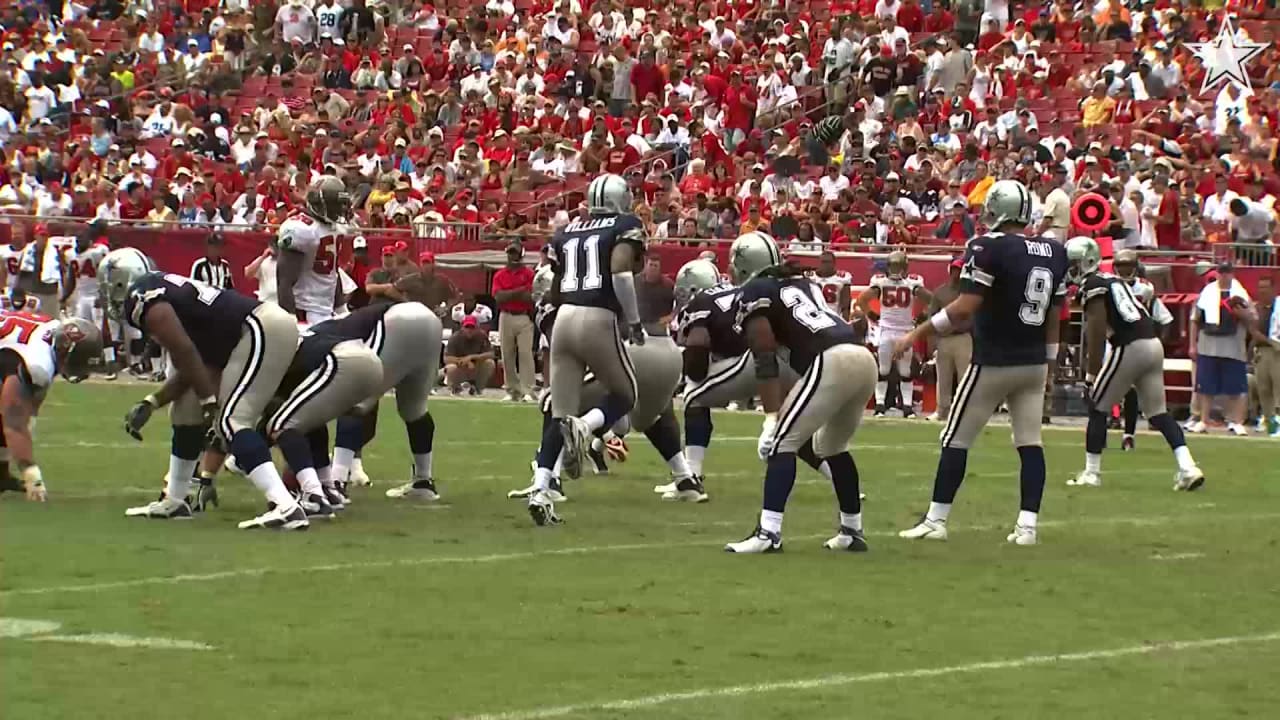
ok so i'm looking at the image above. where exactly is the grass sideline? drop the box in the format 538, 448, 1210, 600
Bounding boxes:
2, 384, 1278, 720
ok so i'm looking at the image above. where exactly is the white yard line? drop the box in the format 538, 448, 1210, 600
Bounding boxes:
1152, 552, 1206, 561
3, 510, 1277, 599
458, 631, 1280, 720
31, 633, 214, 651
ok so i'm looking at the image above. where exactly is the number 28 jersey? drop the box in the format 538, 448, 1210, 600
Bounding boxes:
124, 272, 261, 370
278, 213, 343, 316
735, 275, 857, 372
549, 214, 646, 314
869, 272, 925, 333
1080, 273, 1155, 347
959, 233, 1068, 367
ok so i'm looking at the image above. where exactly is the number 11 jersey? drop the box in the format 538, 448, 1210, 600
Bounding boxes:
549, 214, 646, 315
959, 233, 1068, 367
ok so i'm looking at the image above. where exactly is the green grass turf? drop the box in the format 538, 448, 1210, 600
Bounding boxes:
2, 384, 1279, 720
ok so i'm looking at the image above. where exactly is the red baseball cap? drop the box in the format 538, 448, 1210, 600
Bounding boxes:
419, 250, 435, 264
461, 315, 477, 328
381, 246, 397, 257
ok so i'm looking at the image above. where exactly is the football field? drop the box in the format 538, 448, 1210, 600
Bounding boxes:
2, 384, 1279, 720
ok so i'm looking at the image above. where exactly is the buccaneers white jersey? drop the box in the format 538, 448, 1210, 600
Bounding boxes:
277, 213, 341, 318
65, 242, 110, 298
0, 310, 59, 389
870, 273, 925, 334
0, 245, 21, 289
813, 271, 852, 317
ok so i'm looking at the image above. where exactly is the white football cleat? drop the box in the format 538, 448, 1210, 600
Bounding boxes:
899, 517, 948, 540
1066, 470, 1102, 487
1185, 420, 1207, 434
385, 480, 440, 501
823, 527, 869, 552
237, 502, 309, 531
661, 475, 709, 503
506, 479, 566, 502
125, 497, 193, 519
1226, 423, 1249, 436
558, 416, 593, 480
300, 493, 336, 520
724, 526, 782, 553
1006, 524, 1038, 546
527, 489, 563, 526
349, 464, 373, 487
1173, 466, 1206, 492
653, 480, 677, 494
925, 412, 941, 422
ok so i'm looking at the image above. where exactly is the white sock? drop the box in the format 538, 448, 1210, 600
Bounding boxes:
551, 452, 563, 479
1017, 510, 1038, 528
351, 457, 365, 476
331, 446, 355, 482
247, 461, 295, 508
317, 465, 333, 489
590, 437, 604, 452
296, 467, 322, 496
816, 460, 833, 481
760, 509, 784, 534
875, 380, 887, 405
534, 466, 554, 491
166, 456, 197, 502
840, 512, 862, 531
581, 408, 606, 432
413, 451, 432, 481
666, 452, 691, 480
1085, 452, 1102, 474
1173, 445, 1196, 472
900, 381, 913, 411
686, 445, 706, 476
927, 501, 951, 523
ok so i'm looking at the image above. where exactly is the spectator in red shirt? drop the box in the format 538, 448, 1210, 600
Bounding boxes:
722, 70, 754, 151
925, 3, 955, 32
630, 49, 666, 108
604, 138, 641, 175
1152, 173, 1182, 249
897, 0, 926, 32
491, 241, 536, 402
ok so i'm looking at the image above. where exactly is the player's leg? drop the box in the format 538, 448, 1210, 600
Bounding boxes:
900, 364, 1006, 540
895, 343, 915, 417
557, 308, 637, 481
1006, 365, 1051, 545
125, 392, 203, 519
384, 365, 442, 500
680, 352, 752, 482
1074, 343, 1128, 488
1122, 388, 1140, 449
647, 405, 706, 502
810, 346, 877, 551
527, 309, 588, 524
220, 304, 308, 530
1120, 339, 1205, 490
509, 388, 571, 500
874, 337, 894, 415
307, 425, 337, 509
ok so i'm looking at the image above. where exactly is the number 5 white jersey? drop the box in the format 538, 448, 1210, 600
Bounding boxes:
277, 214, 340, 318
870, 273, 925, 334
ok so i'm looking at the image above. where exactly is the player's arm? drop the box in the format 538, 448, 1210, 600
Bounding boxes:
681, 324, 712, 381
60, 256, 77, 304
1083, 298, 1108, 380
837, 284, 852, 319
743, 314, 785, 415
142, 302, 218, 401
912, 284, 933, 308
854, 285, 880, 318
610, 241, 643, 340
275, 247, 304, 314
0, 363, 44, 500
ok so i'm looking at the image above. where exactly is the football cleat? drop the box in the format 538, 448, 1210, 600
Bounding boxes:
300, 493, 336, 520
1226, 423, 1249, 437
724, 526, 782, 553
1121, 435, 1135, 451
1173, 466, 1206, 492
237, 502, 309, 531
661, 475, 709, 503
102, 370, 118, 381
527, 489, 563, 526
925, 412, 941, 421
587, 444, 610, 475
653, 480, 677, 494
349, 464, 372, 487
125, 497, 194, 520
1185, 420, 1207, 434
1066, 470, 1101, 487
603, 434, 629, 462
901, 408, 916, 419
507, 478, 565, 502
322, 484, 347, 510
873, 405, 887, 418
899, 516, 948, 540
558, 416, 592, 480
385, 479, 440, 501
823, 526, 869, 552
1006, 524, 1038, 546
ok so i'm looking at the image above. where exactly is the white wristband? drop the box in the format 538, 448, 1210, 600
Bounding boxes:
930, 309, 953, 335
1046, 344, 1059, 361
22, 465, 44, 487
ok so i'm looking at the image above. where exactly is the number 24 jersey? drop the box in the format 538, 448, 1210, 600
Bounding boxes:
735, 275, 857, 372
959, 233, 1068, 367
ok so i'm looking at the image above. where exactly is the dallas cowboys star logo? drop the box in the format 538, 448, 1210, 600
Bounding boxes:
1185, 15, 1269, 95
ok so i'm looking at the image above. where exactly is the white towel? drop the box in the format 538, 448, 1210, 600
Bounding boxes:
1195, 278, 1250, 325
19, 240, 61, 286
1268, 299, 1280, 342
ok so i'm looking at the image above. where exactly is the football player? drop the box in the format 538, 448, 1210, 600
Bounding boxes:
277, 176, 349, 326
117, 272, 306, 530
856, 249, 931, 417
894, 180, 1069, 546
812, 250, 853, 319
317, 302, 444, 504
97, 248, 157, 380
58, 232, 111, 379
724, 256, 879, 554
1064, 238, 1204, 491
0, 310, 101, 500
1111, 249, 1174, 450
527, 174, 646, 526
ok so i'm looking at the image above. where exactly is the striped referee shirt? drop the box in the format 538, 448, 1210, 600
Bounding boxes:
811, 116, 845, 146
191, 257, 234, 290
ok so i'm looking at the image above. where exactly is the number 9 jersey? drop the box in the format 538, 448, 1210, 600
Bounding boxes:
960, 233, 1068, 366
277, 213, 341, 320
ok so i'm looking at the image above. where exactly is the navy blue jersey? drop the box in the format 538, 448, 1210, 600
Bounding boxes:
308, 303, 392, 351
735, 274, 857, 372
959, 233, 1069, 366
549, 214, 646, 313
1080, 273, 1155, 347
677, 283, 746, 358
124, 272, 260, 370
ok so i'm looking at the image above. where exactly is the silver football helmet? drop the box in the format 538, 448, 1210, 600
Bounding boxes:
98, 248, 156, 322
52, 316, 103, 379
1065, 236, 1102, 284
305, 175, 351, 224
531, 263, 555, 304
728, 231, 781, 285
673, 259, 721, 311
585, 173, 633, 216
982, 179, 1035, 229
886, 249, 908, 279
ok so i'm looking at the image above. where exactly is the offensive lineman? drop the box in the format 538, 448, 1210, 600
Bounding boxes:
894, 180, 1069, 545
1111, 249, 1174, 450
855, 249, 931, 417
119, 272, 305, 530
724, 252, 878, 554
527, 174, 646, 526
277, 176, 349, 325
97, 247, 157, 380
1064, 237, 1204, 490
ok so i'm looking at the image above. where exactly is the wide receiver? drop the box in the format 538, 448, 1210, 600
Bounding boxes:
0, 310, 101, 500
1064, 237, 1204, 491
855, 249, 931, 417
1111, 249, 1174, 450
894, 179, 1068, 546
277, 175, 349, 325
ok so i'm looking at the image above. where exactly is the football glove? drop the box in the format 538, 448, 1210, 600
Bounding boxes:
191, 477, 219, 512
124, 397, 157, 441
757, 414, 778, 461
627, 323, 646, 346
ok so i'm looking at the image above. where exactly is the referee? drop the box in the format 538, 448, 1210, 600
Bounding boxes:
807, 111, 853, 167
190, 233, 234, 289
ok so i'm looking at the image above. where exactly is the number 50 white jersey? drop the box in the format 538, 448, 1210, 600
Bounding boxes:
870, 273, 925, 334
277, 213, 341, 318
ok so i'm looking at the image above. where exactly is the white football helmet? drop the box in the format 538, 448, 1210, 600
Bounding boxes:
98, 248, 156, 322
673, 259, 721, 311
728, 231, 781, 285
531, 263, 555, 304
1065, 236, 1102, 284
983, 179, 1035, 229
586, 173, 633, 216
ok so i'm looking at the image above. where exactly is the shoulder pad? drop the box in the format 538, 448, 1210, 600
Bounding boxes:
907, 273, 924, 283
